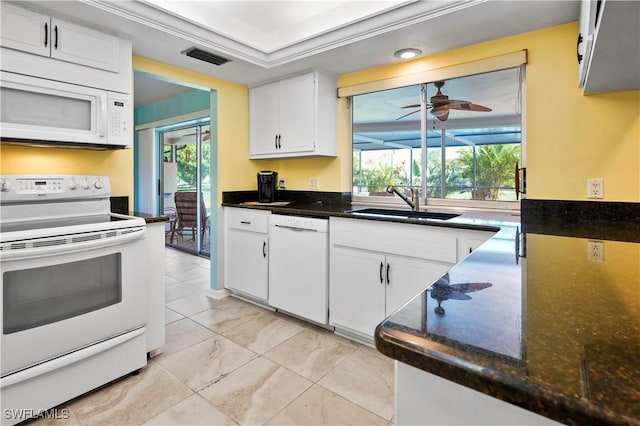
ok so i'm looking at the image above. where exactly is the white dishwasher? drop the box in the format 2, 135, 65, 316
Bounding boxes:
269, 215, 329, 325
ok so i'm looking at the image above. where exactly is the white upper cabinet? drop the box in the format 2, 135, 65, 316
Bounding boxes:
1, 3, 121, 73
0, 4, 51, 57
49, 18, 120, 73
578, 0, 640, 93
249, 70, 337, 159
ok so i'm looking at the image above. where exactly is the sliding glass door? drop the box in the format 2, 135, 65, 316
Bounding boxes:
161, 118, 211, 256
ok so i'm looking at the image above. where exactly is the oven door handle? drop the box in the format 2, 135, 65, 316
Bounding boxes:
0, 227, 145, 262
0, 327, 146, 388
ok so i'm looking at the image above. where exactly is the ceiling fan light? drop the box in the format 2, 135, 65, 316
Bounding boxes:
394, 48, 422, 59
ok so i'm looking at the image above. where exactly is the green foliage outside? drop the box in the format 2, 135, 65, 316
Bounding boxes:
455, 144, 521, 200
353, 156, 421, 194
356, 143, 520, 201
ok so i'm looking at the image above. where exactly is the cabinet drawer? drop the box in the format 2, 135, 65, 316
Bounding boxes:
225, 207, 270, 233
330, 217, 457, 264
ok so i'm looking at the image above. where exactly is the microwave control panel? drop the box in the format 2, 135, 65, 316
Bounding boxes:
108, 94, 131, 146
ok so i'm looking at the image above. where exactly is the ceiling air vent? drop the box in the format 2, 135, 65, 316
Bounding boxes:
182, 47, 231, 66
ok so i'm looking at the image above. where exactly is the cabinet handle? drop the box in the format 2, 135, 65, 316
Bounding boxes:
274, 134, 278, 149
44, 22, 48, 47
54, 25, 58, 50
240, 220, 252, 225
277, 134, 281, 149
576, 33, 583, 64
262, 241, 266, 258
514, 162, 525, 200
379, 262, 384, 284
386, 263, 390, 285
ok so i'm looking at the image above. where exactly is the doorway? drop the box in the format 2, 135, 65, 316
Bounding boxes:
161, 118, 211, 256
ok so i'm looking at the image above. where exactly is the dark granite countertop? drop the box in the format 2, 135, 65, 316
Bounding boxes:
223, 191, 639, 425
376, 202, 640, 426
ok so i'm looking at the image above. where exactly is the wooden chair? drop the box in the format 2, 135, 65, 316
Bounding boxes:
171, 192, 209, 243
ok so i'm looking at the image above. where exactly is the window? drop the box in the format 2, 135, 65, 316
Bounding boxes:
352, 67, 523, 208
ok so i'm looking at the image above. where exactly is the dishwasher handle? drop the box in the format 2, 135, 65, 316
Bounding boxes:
274, 224, 318, 232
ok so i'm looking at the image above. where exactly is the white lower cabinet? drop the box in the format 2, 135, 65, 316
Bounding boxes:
222, 210, 494, 341
224, 208, 270, 301
330, 246, 450, 338
329, 217, 475, 342
330, 246, 386, 337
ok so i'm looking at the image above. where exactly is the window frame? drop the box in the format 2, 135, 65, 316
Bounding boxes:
346, 52, 527, 213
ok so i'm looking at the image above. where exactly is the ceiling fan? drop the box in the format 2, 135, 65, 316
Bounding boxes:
165, 129, 211, 144
397, 81, 492, 121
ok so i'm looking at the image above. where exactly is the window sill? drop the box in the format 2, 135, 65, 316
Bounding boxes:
351, 195, 521, 216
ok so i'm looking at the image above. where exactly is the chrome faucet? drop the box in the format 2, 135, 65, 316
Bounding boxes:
386, 185, 420, 211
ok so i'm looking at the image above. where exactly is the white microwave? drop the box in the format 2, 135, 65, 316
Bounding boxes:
0, 71, 132, 148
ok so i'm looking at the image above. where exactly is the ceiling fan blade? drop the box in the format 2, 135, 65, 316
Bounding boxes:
446, 100, 492, 112
395, 109, 420, 120
401, 104, 421, 109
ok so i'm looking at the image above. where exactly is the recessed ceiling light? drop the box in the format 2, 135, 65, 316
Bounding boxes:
394, 48, 422, 59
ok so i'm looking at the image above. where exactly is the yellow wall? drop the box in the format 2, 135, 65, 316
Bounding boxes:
132, 56, 258, 197
0, 145, 134, 201
335, 22, 640, 201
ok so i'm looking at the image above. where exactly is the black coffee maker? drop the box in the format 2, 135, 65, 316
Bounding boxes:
257, 171, 278, 203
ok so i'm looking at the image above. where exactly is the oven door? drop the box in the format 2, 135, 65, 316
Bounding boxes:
0, 227, 146, 376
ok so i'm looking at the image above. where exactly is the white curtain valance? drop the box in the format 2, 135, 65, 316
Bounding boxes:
338, 49, 528, 98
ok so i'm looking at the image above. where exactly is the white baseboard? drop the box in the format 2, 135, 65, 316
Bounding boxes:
206, 288, 230, 300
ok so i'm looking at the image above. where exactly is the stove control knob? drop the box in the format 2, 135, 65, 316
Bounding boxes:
81, 178, 91, 190
94, 179, 104, 189
68, 178, 78, 190
0, 179, 11, 192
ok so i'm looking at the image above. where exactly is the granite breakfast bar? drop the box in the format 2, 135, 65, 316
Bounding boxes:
375, 200, 640, 425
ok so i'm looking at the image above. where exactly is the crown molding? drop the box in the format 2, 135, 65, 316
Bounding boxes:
81, 0, 485, 69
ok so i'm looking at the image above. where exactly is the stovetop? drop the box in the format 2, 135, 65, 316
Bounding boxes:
0, 214, 130, 233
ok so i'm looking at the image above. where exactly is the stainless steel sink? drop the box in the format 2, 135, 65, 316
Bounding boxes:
347, 208, 460, 221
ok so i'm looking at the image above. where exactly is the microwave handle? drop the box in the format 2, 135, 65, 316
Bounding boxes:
98, 94, 107, 138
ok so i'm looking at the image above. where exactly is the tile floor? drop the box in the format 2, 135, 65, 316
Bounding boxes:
33, 247, 395, 426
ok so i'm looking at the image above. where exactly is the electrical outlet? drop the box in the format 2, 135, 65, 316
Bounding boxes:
587, 178, 603, 198
588, 241, 604, 262
309, 177, 319, 189
278, 178, 287, 189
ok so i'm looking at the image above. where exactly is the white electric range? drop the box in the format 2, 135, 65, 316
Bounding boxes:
0, 175, 148, 425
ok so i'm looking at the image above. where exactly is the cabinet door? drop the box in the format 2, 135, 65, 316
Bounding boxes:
0, 4, 50, 57
577, 0, 597, 87
330, 246, 385, 337
385, 255, 450, 315
50, 18, 120, 72
249, 82, 280, 156
226, 229, 268, 300
278, 72, 315, 154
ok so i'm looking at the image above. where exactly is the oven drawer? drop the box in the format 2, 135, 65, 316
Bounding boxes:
0, 327, 146, 425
